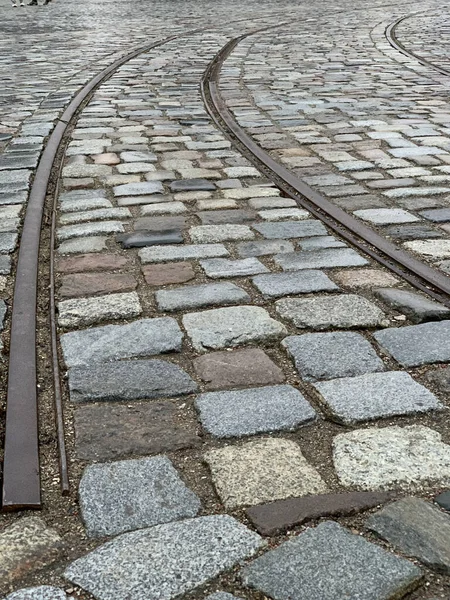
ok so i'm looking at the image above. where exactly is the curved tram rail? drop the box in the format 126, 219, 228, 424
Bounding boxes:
201, 29, 450, 310
3, 11, 450, 511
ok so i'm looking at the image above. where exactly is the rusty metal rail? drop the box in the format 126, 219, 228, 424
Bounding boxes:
201, 31, 450, 308
2, 33, 183, 511
386, 15, 450, 77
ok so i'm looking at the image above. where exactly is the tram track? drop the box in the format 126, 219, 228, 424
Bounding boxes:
3, 6, 450, 514
201, 29, 450, 309
385, 14, 450, 78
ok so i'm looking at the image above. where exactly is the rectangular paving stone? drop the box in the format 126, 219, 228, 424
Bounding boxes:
68, 359, 197, 402
58, 291, 142, 327
246, 491, 395, 536
75, 401, 200, 461
57, 253, 129, 273
134, 216, 186, 231
59, 207, 131, 225
0, 518, 63, 588
59, 272, 136, 298
141, 202, 186, 216
283, 332, 384, 382
373, 321, 450, 366
64, 515, 263, 600
314, 371, 442, 424
298, 236, 346, 250
252, 270, 338, 298
117, 230, 183, 248
183, 306, 286, 352
193, 348, 284, 390
374, 288, 450, 323
117, 194, 173, 206
332, 425, 450, 490
196, 209, 256, 225
196, 385, 315, 439
353, 208, 419, 225
139, 244, 229, 264
113, 181, 164, 196
169, 178, 216, 192
237, 240, 294, 257
242, 521, 422, 600
57, 221, 125, 241
419, 208, 450, 222
57, 236, 108, 255
200, 257, 269, 278
253, 220, 327, 239
276, 294, 385, 330
79, 456, 201, 538
142, 262, 195, 286
0, 232, 18, 253
275, 248, 368, 270
156, 282, 249, 312
383, 224, 445, 240
61, 318, 183, 367
60, 197, 113, 213
366, 498, 450, 574
205, 438, 327, 509
404, 239, 450, 259
190, 224, 254, 243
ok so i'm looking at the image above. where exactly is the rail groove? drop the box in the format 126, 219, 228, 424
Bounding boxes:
201, 30, 450, 309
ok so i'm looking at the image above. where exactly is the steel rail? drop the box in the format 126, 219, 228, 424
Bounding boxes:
1, 11, 297, 511
201, 32, 450, 308
386, 15, 450, 77
1, 31, 197, 511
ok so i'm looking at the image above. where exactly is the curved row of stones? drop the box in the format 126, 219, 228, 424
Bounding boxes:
219, 5, 450, 273
2, 2, 450, 600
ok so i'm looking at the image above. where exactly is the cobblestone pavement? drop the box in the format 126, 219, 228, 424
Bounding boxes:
1, 0, 450, 599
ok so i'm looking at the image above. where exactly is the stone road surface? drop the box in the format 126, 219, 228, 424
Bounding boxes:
1, 0, 450, 599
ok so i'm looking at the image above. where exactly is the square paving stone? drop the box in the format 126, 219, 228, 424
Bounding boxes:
58, 291, 142, 328
204, 438, 327, 508
64, 515, 264, 600
200, 257, 269, 278
183, 306, 287, 352
275, 248, 368, 270
156, 282, 249, 311
282, 332, 385, 382
68, 359, 197, 403
5, 586, 68, 600
142, 262, 195, 285
193, 348, 284, 390
333, 425, 450, 490
252, 270, 338, 298
196, 385, 315, 438
79, 456, 201, 537
366, 497, 450, 574
75, 401, 200, 461
241, 521, 422, 600
374, 288, 450, 323
246, 491, 396, 536
373, 321, 450, 367
253, 220, 327, 239
61, 318, 183, 368
276, 294, 386, 330
0, 518, 63, 588
314, 371, 442, 424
